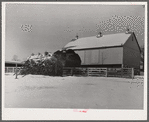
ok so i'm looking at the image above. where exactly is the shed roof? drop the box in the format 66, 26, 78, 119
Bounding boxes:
5, 61, 24, 65
64, 32, 132, 50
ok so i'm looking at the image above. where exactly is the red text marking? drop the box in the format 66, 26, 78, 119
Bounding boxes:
73, 109, 88, 113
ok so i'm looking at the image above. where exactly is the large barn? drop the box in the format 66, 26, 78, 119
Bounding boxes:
64, 31, 141, 74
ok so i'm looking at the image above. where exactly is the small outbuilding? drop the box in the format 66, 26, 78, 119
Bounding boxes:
5, 61, 24, 73
64, 31, 141, 74
5, 61, 23, 67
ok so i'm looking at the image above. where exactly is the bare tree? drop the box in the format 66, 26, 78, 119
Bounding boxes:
12, 55, 18, 61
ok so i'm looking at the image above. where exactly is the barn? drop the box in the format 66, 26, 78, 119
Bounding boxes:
64, 31, 141, 74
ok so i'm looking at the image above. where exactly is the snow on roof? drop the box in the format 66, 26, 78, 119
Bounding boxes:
5, 61, 24, 64
64, 33, 132, 50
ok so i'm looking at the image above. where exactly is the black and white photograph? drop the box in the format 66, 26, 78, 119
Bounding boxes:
2, 2, 147, 120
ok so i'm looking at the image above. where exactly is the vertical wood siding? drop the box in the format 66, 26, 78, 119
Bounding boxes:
75, 47, 123, 65
123, 34, 141, 68
84, 50, 91, 64
91, 49, 99, 64
101, 48, 123, 64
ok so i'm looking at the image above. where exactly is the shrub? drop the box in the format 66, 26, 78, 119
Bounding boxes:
20, 53, 63, 76
20, 49, 81, 76
53, 49, 81, 67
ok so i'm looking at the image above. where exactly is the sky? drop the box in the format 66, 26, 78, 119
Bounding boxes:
5, 3, 145, 61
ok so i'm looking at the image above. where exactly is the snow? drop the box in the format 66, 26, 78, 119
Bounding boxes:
5, 74, 143, 109
64, 33, 131, 50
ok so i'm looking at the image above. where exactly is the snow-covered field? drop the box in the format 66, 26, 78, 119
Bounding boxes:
4, 74, 144, 109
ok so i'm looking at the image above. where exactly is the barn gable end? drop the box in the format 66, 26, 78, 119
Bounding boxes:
123, 32, 141, 53
123, 33, 141, 73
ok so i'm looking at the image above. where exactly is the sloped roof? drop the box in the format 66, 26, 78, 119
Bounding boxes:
64, 33, 132, 50
5, 61, 24, 65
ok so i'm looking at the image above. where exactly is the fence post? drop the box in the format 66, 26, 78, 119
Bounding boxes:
105, 68, 108, 77
87, 68, 89, 76
71, 68, 73, 76
15, 63, 18, 79
61, 66, 63, 77
62, 67, 65, 77
12, 67, 14, 73
121, 68, 123, 77
132, 68, 134, 79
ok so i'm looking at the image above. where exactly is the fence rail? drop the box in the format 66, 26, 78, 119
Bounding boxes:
87, 68, 107, 77
5, 67, 134, 78
5, 67, 21, 73
63, 67, 134, 78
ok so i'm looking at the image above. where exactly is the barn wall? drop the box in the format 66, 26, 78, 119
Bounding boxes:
91, 49, 99, 64
123, 34, 141, 69
99, 47, 123, 65
75, 47, 123, 65
84, 50, 92, 64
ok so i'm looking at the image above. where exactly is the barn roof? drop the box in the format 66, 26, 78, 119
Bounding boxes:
64, 32, 132, 50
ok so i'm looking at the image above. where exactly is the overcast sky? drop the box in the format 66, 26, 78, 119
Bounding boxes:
5, 3, 145, 61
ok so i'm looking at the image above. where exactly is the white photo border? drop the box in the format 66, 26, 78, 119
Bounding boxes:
2, 2, 148, 120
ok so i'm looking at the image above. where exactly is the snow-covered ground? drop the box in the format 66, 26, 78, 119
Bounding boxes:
4, 73, 144, 109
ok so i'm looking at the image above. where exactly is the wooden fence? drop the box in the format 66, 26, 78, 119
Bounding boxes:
5, 66, 134, 78
5, 67, 21, 73
63, 67, 134, 78
107, 68, 133, 78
